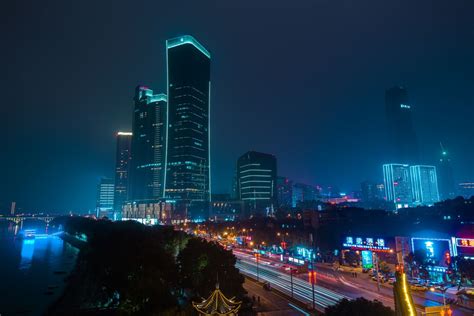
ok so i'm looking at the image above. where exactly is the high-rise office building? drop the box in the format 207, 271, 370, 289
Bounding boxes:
164, 35, 211, 220
96, 177, 115, 218
237, 151, 277, 216
410, 165, 440, 206
277, 177, 293, 208
292, 182, 319, 207
383, 163, 413, 209
128, 86, 167, 202
437, 145, 456, 200
385, 86, 419, 164
113, 131, 132, 220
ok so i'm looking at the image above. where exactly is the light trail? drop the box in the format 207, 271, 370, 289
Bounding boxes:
236, 257, 348, 311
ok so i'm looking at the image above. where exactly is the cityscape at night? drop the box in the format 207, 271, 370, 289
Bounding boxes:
2, 1, 474, 315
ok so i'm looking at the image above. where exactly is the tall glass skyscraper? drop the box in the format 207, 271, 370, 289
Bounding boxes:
113, 131, 132, 219
164, 35, 211, 219
383, 163, 413, 209
410, 165, 440, 206
237, 151, 277, 217
128, 85, 167, 202
385, 86, 419, 164
96, 177, 115, 218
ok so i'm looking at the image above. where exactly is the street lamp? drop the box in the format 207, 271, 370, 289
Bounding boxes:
255, 253, 260, 282
309, 268, 316, 310
290, 268, 295, 298
372, 252, 381, 292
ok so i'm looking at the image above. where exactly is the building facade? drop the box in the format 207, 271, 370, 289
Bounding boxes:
96, 177, 114, 218
128, 86, 167, 203
383, 163, 413, 209
277, 176, 293, 208
113, 131, 132, 220
410, 165, 440, 206
237, 151, 277, 217
385, 86, 419, 164
164, 35, 211, 220
438, 147, 456, 200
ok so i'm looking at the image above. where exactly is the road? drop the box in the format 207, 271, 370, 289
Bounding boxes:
243, 278, 311, 315
233, 248, 473, 315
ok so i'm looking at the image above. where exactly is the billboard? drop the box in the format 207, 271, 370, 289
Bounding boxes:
343, 236, 393, 252
411, 237, 453, 267
361, 250, 373, 269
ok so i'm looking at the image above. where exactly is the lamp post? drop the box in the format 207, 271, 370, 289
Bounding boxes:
373, 251, 381, 292
255, 253, 260, 282
290, 268, 295, 298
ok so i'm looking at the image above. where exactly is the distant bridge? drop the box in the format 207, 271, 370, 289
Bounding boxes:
0, 215, 56, 224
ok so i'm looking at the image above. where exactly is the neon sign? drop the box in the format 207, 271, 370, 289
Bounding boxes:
456, 238, 474, 247
343, 236, 391, 252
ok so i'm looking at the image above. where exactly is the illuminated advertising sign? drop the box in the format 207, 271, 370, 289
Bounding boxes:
456, 238, 474, 248
296, 246, 314, 260
411, 238, 453, 268
361, 250, 373, 269
343, 236, 392, 252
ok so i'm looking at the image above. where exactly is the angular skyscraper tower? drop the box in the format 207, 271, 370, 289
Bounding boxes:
164, 36, 211, 220
438, 144, 456, 200
385, 86, 419, 164
113, 131, 132, 219
128, 86, 167, 202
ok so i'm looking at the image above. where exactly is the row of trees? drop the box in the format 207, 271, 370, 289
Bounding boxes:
47, 217, 246, 315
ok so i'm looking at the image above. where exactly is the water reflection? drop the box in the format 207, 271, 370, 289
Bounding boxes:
20, 239, 36, 269
0, 221, 78, 315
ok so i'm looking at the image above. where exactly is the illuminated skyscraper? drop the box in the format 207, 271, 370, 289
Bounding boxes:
96, 177, 114, 218
383, 163, 412, 209
128, 86, 167, 202
237, 151, 277, 216
437, 145, 456, 200
410, 165, 440, 206
113, 131, 132, 219
385, 86, 419, 164
164, 35, 211, 219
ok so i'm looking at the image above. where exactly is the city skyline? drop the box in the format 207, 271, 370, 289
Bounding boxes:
3, 0, 474, 212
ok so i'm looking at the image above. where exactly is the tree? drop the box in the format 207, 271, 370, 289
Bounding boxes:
344, 251, 360, 266
178, 237, 245, 300
324, 298, 395, 316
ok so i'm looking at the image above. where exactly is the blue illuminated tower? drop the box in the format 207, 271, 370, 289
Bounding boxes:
438, 144, 456, 200
128, 86, 167, 202
113, 131, 132, 219
237, 151, 277, 217
410, 165, 440, 206
164, 36, 211, 220
383, 163, 413, 209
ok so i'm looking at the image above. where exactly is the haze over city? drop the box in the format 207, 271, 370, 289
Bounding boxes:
3, 0, 474, 212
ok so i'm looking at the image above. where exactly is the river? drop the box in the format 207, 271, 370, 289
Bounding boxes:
0, 220, 78, 315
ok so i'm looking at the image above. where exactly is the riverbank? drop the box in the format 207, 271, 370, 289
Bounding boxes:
0, 225, 78, 316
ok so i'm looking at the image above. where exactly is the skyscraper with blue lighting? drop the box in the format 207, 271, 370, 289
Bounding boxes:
410, 165, 440, 206
128, 86, 167, 202
113, 131, 132, 219
383, 163, 413, 209
237, 151, 277, 217
164, 35, 211, 220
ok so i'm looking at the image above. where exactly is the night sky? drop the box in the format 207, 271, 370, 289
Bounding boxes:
3, 0, 474, 212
